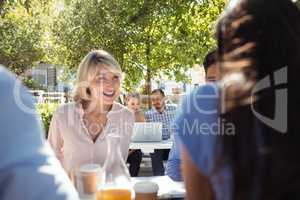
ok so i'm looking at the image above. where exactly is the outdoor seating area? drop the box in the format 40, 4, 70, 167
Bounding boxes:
29, 90, 67, 104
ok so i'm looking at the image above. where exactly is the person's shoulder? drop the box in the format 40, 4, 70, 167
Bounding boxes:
0, 66, 16, 83
0, 66, 27, 95
166, 104, 177, 110
56, 102, 76, 111
0, 66, 35, 110
113, 102, 134, 119
113, 102, 129, 112
144, 108, 154, 115
182, 83, 219, 109
190, 83, 219, 97
53, 102, 77, 116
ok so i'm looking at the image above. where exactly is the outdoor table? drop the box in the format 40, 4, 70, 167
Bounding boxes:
130, 139, 173, 154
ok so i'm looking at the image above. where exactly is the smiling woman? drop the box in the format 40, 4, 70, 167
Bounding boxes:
47, 50, 134, 178
73, 50, 122, 105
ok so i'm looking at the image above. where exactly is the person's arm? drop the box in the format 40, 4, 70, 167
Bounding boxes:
121, 110, 135, 160
181, 147, 214, 200
136, 111, 146, 122
1, 146, 79, 200
47, 112, 64, 167
175, 84, 219, 199
166, 137, 182, 181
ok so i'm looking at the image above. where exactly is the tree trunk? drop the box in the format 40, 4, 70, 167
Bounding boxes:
146, 68, 151, 94
145, 34, 152, 108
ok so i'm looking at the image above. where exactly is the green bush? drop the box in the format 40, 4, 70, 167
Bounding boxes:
36, 103, 59, 138
23, 77, 46, 90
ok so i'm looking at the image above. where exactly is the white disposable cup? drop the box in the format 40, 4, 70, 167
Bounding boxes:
76, 164, 102, 196
134, 181, 159, 200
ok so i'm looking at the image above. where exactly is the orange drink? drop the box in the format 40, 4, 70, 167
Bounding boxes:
97, 189, 131, 200
99, 135, 133, 200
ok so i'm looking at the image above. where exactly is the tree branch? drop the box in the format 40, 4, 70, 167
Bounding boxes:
0, 0, 5, 15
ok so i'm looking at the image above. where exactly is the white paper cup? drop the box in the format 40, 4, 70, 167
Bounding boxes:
76, 164, 101, 196
134, 181, 159, 200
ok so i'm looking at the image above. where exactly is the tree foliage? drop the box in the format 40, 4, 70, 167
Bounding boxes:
296, 0, 300, 8
2, 0, 299, 93
50, 0, 225, 92
0, 0, 51, 75
0, 0, 225, 91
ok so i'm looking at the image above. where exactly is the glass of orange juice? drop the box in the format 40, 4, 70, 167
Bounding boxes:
97, 134, 134, 200
97, 188, 131, 200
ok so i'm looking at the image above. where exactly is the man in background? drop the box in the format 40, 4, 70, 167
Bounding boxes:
145, 89, 177, 176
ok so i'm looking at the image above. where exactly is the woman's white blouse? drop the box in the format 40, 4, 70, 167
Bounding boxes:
48, 102, 134, 171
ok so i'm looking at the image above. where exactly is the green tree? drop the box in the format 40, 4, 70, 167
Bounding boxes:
50, 0, 225, 93
296, 0, 300, 8
0, 0, 51, 75
124, 0, 224, 93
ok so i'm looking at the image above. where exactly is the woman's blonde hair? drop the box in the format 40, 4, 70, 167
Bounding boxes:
73, 49, 122, 102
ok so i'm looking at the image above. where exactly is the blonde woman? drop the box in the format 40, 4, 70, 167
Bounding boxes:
48, 50, 134, 174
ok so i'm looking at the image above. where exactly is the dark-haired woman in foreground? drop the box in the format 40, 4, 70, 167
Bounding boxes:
176, 0, 300, 199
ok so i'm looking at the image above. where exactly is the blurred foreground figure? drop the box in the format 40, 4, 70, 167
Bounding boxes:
176, 0, 300, 200
0, 66, 79, 200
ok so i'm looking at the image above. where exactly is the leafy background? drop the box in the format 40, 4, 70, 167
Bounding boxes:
0, 0, 225, 92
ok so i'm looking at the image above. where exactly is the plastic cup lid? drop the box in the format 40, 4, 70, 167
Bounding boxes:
134, 181, 159, 193
79, 164, 101, 173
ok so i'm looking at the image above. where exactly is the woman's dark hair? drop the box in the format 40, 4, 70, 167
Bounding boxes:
203, 50, 217, 74
217, 0, 300, 199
